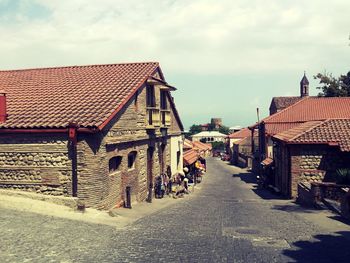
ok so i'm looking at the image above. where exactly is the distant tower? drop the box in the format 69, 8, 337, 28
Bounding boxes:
211, 118, 222, 129
300, 72, 309, 97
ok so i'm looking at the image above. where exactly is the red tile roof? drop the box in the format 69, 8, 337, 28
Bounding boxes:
264, 122, 304, 135
273, 119, 350, 152
183, 139, 193, 149
259, 97, 350, 135
183, 149, 199, 165
193, 141, 211, 151
0, 62, 161, 129
205, 143, 213, 150
261, 157, 273, 166
229, 128, 251, 139
264, 97, 350, 123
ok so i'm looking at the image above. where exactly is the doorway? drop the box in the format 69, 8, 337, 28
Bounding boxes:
146, 147, 154, 202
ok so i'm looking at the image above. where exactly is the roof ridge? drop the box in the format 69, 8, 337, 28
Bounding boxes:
0, 62, 159, 73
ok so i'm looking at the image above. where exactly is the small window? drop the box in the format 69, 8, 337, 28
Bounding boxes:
109, 156, 122, 173
160, 90, 167, 109
146, 85, 156, 107
128, 151, 137, 169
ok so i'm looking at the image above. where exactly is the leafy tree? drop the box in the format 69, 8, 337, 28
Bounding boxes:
218, 125, 230, 135
189, 124, 202, 135
315, 71, 350, 97
211, 141, 225, 151
207, 123, 216, 131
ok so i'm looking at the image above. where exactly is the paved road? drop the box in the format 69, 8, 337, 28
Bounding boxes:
1, 158, 350, 262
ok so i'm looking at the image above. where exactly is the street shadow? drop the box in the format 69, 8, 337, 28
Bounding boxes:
283, 231, 350, 263
272, 203, 317, 213
233, 171, 287, 200
328, 215, 350, 226
252, 187, 286, 200
232, 172, 256, 184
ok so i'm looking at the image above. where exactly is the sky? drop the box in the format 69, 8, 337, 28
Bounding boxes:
0, 0, 349, 129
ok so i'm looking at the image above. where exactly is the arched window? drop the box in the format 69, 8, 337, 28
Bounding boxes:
128, 151, 137, 169
109, 156, 122, 173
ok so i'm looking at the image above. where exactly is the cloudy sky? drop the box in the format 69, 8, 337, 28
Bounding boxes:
0, 0, 349, 129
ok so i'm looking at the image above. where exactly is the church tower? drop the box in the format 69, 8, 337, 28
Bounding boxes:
300, 72, 309, 97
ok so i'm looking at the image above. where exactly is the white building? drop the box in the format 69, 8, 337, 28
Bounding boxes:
192, 131, 227, 143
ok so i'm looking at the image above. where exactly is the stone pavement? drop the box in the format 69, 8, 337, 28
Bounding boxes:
1, 157, 350, 262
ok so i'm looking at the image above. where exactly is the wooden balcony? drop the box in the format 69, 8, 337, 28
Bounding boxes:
146, 107, 160, 129
160, 110, 171, 128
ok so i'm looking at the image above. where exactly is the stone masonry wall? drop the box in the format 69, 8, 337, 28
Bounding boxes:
289, 145, 348, 198
0, 134, 71, 196
77, 81, 180, 209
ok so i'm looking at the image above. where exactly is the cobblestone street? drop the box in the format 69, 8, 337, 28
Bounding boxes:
1, 157, 350, 262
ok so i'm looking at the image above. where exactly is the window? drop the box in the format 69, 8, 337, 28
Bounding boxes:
109, 156, 122, 173
160, 90, 167, 109
134, 90, 139, 111
128, 151, 137, 169
146, 85, 156, 107
177, 150, 180, 168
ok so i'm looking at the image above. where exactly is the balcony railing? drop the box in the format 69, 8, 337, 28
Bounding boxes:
160, 110, 171, 127
146, 107, 160, 129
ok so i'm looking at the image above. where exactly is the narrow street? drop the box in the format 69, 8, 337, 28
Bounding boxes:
1, 157, 350, 262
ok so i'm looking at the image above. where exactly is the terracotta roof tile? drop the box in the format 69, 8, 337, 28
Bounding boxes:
229, 128, 251, 139
184, 139, 194, 150
262, 97, 350, 135
183, 149, 199, 165
261, 157, 273, 166
192, 141, 211, 151
273, 119, 350, 152
0, 62, 159, 129
264, 97, 350, 124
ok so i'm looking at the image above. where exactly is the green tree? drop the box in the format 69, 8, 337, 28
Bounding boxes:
218, 125, 230, 135
211, 141, 224, 151
315, 71, 350, 97
207, 123, 216, 131
189, 124, 202, 135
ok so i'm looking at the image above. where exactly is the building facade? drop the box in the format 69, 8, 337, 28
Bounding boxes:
192, 131, 227, 143
272, 119, 350, 198
0, 62, 184, 209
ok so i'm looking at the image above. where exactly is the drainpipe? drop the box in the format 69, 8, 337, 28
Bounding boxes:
68, 122, 78, 197
0, 90, 7, 123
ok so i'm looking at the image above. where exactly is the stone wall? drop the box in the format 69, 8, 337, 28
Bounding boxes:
0, 134, 72, 196
76, 81, 181, 209
274, 143, 350, 199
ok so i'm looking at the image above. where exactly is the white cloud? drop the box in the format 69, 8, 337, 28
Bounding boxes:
0, 0, 349, 75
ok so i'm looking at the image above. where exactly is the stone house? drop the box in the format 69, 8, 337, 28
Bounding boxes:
272, 119, 350, 198
192, 131, 227, 143
0, 62, 184, 209
252, 97, 350, 173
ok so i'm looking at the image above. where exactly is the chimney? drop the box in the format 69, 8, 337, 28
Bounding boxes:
0, 90, 7, 123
